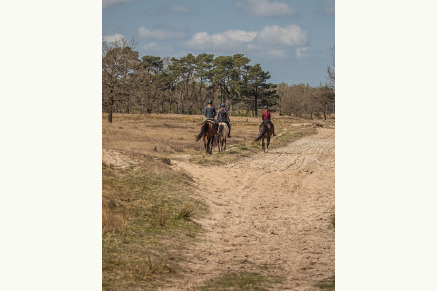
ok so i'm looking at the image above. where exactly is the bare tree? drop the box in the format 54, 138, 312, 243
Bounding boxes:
102, 39, 139, 122
327, 45, 335, 88
327, 45, 335, 113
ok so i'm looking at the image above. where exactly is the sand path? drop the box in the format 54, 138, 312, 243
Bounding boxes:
169, 128, 335, 290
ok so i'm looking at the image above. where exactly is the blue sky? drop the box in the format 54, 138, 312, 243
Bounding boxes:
103, 0, 334, 86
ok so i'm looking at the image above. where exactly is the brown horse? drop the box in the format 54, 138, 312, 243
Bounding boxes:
254, 122, 274, 153
214, 122, 229, 152
195, 120, 218, 154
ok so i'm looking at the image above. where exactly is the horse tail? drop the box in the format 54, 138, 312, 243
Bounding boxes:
254, 124, 267, 141
196, 123, 209, 142
214, 124, 224, 143
217, 124, 224, 138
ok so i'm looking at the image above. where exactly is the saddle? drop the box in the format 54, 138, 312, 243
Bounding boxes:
260, 121, 272, 130
202, 118, 217, 126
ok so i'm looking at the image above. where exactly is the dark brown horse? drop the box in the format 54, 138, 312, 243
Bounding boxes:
254, 122, 274, 153
196, 120, 218, 154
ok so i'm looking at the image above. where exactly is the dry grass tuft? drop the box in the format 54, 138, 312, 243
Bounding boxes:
200, 271, 282, 290
176, 203, 194, 220
102, 201, 127, 233
330, 211, 335, 229
315, 275, 335, 290
150, 206, 169, 227
134, 255, 176, 280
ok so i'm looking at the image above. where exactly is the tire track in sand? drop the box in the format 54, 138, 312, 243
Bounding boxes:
170, 128, 335, 290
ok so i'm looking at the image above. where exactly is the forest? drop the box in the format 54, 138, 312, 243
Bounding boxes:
102, 39, 335, 122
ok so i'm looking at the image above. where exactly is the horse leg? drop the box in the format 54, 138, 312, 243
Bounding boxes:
209, 138, 213, 154
266, 137, 270, 153
224, 138, 226, 151
211, 137, 214, 154
262, 138, 265, 151
206, 137, 210, 154
218, 137, 221, 152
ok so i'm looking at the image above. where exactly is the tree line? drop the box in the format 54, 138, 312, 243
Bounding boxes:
102, 39, 334, 122
277, 46, 335, 120
277, 82, 334, 120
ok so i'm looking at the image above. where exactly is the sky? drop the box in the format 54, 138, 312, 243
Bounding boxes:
102, 0, 335, 86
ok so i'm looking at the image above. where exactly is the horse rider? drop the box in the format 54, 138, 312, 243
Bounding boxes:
216, 103, 231, 138
261, 105, 276, 136
204, 100, 217, 122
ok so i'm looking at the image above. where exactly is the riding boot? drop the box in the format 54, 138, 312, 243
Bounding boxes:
272, 123, 276, 136
227, 123, 231, 138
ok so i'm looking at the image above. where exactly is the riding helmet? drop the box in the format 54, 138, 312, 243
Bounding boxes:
208, 100, 213, 104
221, 103, 226, 108
264, 105, 268, 109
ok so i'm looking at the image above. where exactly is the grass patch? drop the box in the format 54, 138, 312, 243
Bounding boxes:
102, 155, 208, 290
315, 275, 335, 290
330, 211, 335, 229
200, 271, 282, 291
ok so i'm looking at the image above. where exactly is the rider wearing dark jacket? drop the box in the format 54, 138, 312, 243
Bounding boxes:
204, 100, 217, 120
216, 103, 231, 138
261, 105, 276, 136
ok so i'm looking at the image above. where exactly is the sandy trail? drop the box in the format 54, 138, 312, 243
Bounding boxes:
170, 128, 335, 290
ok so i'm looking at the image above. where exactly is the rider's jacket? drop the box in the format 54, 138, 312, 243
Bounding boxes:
204, 106, 217, 118
262, 109, 271, 121
217, 109, 229, 122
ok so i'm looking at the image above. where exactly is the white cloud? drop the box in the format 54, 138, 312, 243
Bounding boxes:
182, 30, 257, 50
296, 47, 311, 59
256, 25, 307, 47
245, 45, 288, 59
183, 25, 308, 59
103, 33, 124, 43
225, 30, 258, 42
138, 27, 186, 39
102, 0, 133, 8
237, 0, 296, 17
